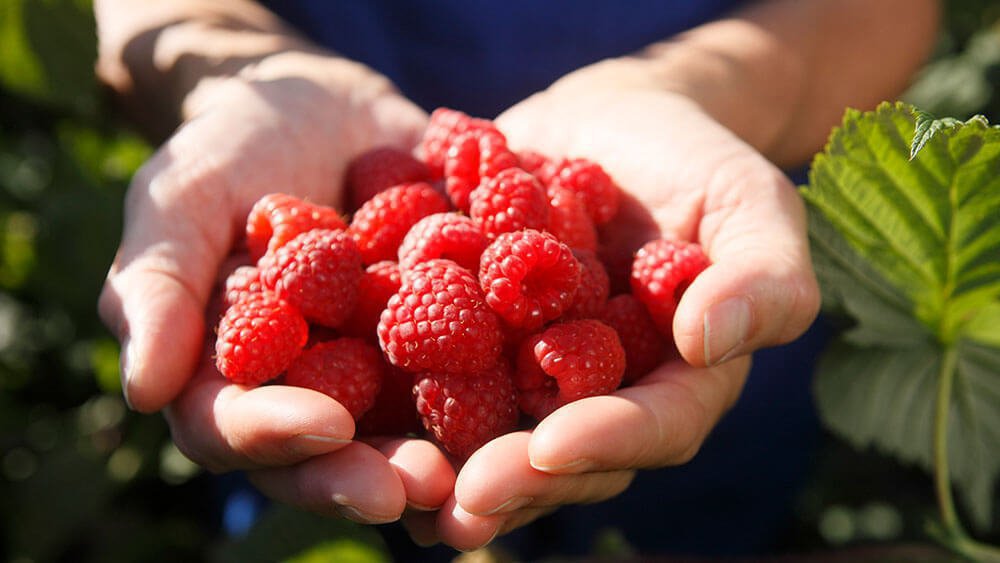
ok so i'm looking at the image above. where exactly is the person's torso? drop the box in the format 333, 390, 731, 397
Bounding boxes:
261, 0, 744, 116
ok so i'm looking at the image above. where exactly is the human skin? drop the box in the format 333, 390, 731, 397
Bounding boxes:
94, 0, 939, 547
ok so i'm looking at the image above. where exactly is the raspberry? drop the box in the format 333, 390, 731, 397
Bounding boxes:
420, 108, 497, 178
259, 228, 363, 328
469, 167, 550, 239
479, 229, 581, 331
563, 249, 610, 319
215, 292, 309, 386
344, 146, 431, 211
517, 149, 551, 176
397, 212, 487, 273
414, 360, 518, 459
356, 368, 421, 436
341, 260, 402, 341
602, 294, 669, 383
443, 129, 519, 211
541, 158, 620, 225
630, 238, 711, 334
546, 185, 597, 251
378, 259, 503, 374
245, 193, 346, 261
515, 319, 625, 420
224, 265, 264, 306
348, 182, 450, 264
284, 338, 385, 420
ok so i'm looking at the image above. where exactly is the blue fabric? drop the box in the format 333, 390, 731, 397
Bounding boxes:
261, 0, 744, 117
241, 2, 832, 559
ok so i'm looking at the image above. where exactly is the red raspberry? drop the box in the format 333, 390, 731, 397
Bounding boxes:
546, 185, 597, 251
245, 193, 346, 261
348, 182, 450, 264
215, 293, 308, 386
419, 108, 497, 178
378, 259, 503, 374
602, 294, 670, 383
516, 149, 551, 176
540, 158, 620, 225
356, 368, 421, 436
469, 168, 550, 239
344, 146, 431, 211
515, 319, 625, 420
443, 129, 519, 211
284, 338, 385, 420
259, 229, 363, 328
342, 260, 402, 341
414, 360, 518, 459
397, 212, 487, 273
630, 238, 711, 334
595, 202, 661, 295
224, 265, 264, 306
563, 249, 610, 320
479, 229, 581, 331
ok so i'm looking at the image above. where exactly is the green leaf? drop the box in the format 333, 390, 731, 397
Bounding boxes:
910, 110, 962, 160
801, 102, 1000, 529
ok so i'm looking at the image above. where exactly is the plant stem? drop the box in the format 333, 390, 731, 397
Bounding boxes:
933, 345, 1000, 562
933, 345, 960, 537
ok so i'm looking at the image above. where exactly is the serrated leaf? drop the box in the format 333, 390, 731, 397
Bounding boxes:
801, 101, 1000, 530
911, 110, 962, 160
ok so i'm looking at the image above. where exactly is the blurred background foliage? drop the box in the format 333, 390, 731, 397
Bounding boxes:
0, 1, 996, 562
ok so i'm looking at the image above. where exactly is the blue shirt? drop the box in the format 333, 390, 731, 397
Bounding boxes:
262, 1, 743, 117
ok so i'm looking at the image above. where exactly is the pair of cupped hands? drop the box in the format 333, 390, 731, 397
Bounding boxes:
98, 51, 819, 550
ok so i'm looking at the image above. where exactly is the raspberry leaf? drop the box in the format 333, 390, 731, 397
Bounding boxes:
801, 101, 1000, 530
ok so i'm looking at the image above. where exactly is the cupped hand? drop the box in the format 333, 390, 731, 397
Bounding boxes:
410, 60, 821, 549
97, 52, 455, 521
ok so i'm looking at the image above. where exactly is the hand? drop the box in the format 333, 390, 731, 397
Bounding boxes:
407, 60, 821, 549
97, 51, 455, 522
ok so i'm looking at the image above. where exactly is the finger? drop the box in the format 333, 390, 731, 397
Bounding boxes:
435, 496, 504, 552
247, 441, 407, 524
99, 148, 236, 413
368, 437, 456, 511
528, 356, 750, 473
400, 510, 440, 548
674, 154, 821, 366
455, 432, 634, 516
435, 496, 553, 552
166, 365, 356, 472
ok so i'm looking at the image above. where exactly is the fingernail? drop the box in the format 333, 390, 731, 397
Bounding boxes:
483, 496, 533, 515
406, 501, 441, 512
334, 502, 397, 525
529, 458, 595, 474
119, 337, 134, 410
703, 296, 751, 366
290, 434, 352, 456
458, 526, 501, 552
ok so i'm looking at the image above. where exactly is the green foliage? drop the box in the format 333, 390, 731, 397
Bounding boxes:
211, 506, 390, 563
0, 0, 98, 115
801, 102, 1000, 531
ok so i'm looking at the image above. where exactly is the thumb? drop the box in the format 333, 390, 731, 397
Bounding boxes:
673, 157, 821, 367
99, 151, 234, 413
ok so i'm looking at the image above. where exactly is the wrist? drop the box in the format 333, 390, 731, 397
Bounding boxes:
545, 37, 803, 161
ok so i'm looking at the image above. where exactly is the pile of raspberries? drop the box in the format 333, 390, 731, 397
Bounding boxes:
213, 108, 710, 459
